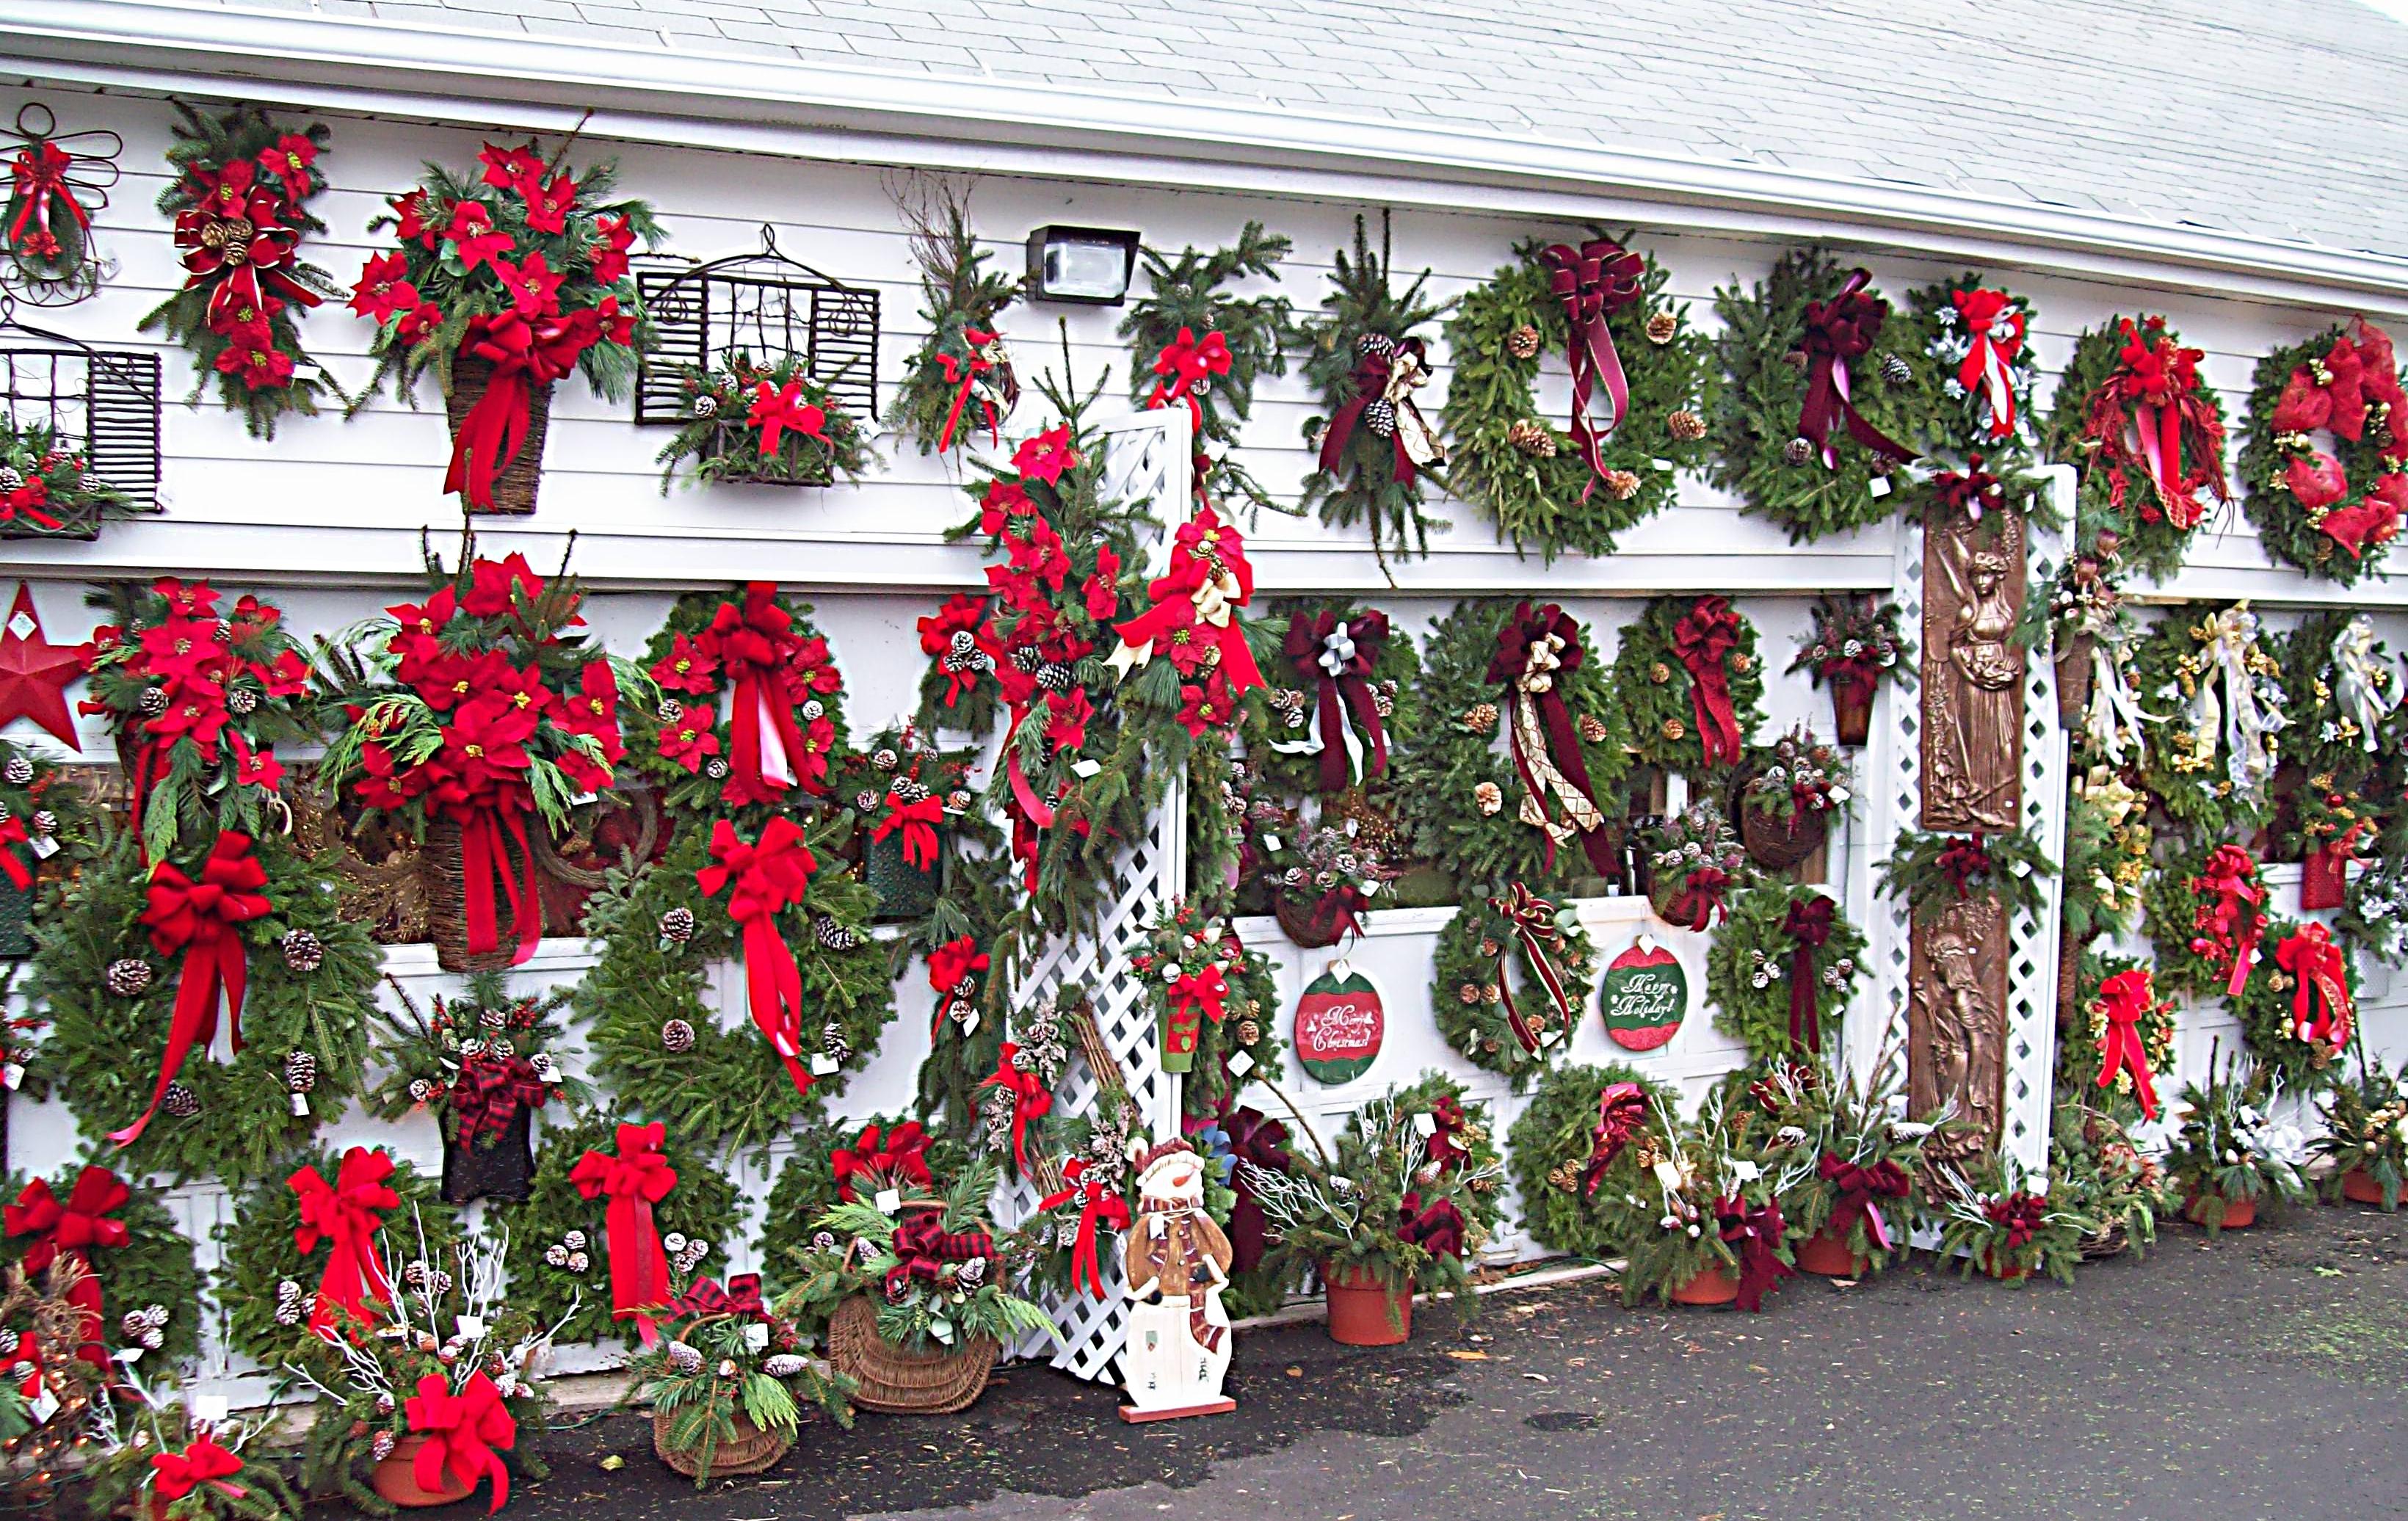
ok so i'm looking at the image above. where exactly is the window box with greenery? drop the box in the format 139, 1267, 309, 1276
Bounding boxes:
656, 352, 877, 491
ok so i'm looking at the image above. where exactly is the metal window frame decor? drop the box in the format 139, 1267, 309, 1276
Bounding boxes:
0, 304, 162, 537
631, 223, 881, 427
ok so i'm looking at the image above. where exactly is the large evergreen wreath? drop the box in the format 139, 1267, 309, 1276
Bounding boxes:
1504, 1059, 1677, 1260
1609, 595, 1767, 777
2276, 611, 2400, 888
1117, 222, 1298, 518
2040, 314, 2230, 582
1708, 248, 1934, 542
1431, 885, 1598, 1090
1, 1166, 201, 1364
1704, 883, 1867, 1061
2142, 840, 2269, 1006
2238, 319, 2408, 586
1440, 234, 1713, 560
2243, 921, 2359, 1092
2128, 602, 2288, 843
215, 1146, 453, 1368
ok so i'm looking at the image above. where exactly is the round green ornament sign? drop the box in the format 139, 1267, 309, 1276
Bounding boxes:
1294, 964, 1383, 1084
1600, 937, 1687, 1052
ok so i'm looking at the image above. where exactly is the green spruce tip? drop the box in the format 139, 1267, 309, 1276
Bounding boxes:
1899, 274, 2042, 467
1388, 598, 1631, 896
505, 1110, 741, 1346
2238, 323, 2405, 586
1377, 1070, 1509, 1235
1117, 220, 1300, 516
1430, 887, 1598, 1092
2126, 602, 2281, 843
1707, 247, 1937, 542
216, 1147, 454, 1370
0, 1166, 201, 1363
1705, 882, 1868, 1061
2039, 316, 2226, 582
1297, 212, 1452, 570
1441, 235, 1713, 561
32, 824, 379, 1187
1241, 596, 1426, 802
891, 178, 1020, 455
1609, 595, 1768, 778
1504, 1059, 1675, 1259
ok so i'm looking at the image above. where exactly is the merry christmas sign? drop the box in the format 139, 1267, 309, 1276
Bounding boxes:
1294, 965, 1383, 1084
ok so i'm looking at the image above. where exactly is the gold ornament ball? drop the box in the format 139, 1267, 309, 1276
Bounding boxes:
1645, 311, 1678, 345
1662, 718, 1688, 742
1505, 324, 1542, 360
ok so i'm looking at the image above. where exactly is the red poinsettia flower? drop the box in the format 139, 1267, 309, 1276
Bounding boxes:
441, 200, 515, 275
493, 253, 565, 319
559, 660, 625, 763
556, 748, 612, 795
386, 587, 460, 650
1013, 426, 1079, 485
256, 134, 318, 201
250, 647, 311, 698
1004, 517, 1073, 592
588, 213, 637, 286
156, 579, 220, 620
521, 171, 579, 235
228, 729, 284, 791
594, 294, 636, 348
656, 716, 721, 774
784, 635, 844, 698
215, 342, 295, 391
477, 142, 546, 195
1042, 686, 1094, 753
1082, 545, 1122, 621
979, 480, 1031, 536
462, 553, 546, 620
349, 251, 421, 324
389, 189, 438, 247
650, 633, 719, 695
351, 739, 418, 810
1177, 671, 1236, 737
148, 683, 231, 761
438, 700, 537, 805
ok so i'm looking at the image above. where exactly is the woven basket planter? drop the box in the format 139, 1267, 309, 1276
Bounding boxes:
650, 1409, 792, 1480
1273, 890, 1354, 949
1739, 802, 1827, 874
826, 1294, 996, 1415
443, 356, 553, 516
428, 815, 526, 973
2078, 1223, 2128, 1261
700, 421, 833, 487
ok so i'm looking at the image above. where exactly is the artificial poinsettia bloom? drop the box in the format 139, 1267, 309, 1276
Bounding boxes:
395, 302, 444, 345
148, 686, 231, 761
481, 658, 559, 726
656, 716, 721, 774
556, 748, 612, 795
463, 553, 547, 620
784, 636, 844, 697
440, 699, 537, 798
442, 200, 515, 274
979, 479, 1031, 536
256, 134, 317, 200
595, 294, 637, 348
351, 739, 418, 811
1004, 517, 1073, 592
349, 252, 421, 324
385, 586, 460, 653
521, 171, 579, 235
588, 213, 636, 285
1043, 686, 1094, 753
1082, 546, 1122, 621
228, 730, 284, 791
389, 189, 438, 247
493, 253, 565, 319
1178, 672, 1236, 736
1013, 426, 1078, 485
560, 661, 624, 762
650, 633, 719, 695
477, 142, 545, 195
216, 343, 295, 391
252, 647, 311, 699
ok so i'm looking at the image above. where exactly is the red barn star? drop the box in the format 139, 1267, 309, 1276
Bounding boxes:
0, 583, 84, 750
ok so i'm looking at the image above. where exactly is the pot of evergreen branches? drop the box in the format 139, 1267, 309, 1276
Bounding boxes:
2315, 1055, 2408, 1210
2165, 1050, 2310, 1234
625, 1274, 850, 1484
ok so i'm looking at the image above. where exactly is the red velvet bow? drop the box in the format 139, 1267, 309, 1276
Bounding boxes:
670, 1273, 766, 1321
1581, 1082, 1649, 1200
1283, 607, 1392, 793
8, 142, 88, 251
1816, 1155, 1910, 1253
1930, 460, 2005, 523
0, 815, 33, 890
2319, 473, 2407, 560
2092, 967, 2164, 1121
1539, 236, 1642, 493
926, 937, 988, 1038
1109, 507, 1266, 696
1039, 1158, 1131, 1300
1147, 326, 1232, 432
1660, 864, 1732, 932
2192, 844, 2263, 998
873, 788, 944, 871
1487, 601, 1618, 877
1397, 1191, 1465, 1260
978, 1042, 1054, 1173
1164, 965, 1229, 1065
2089, 317, 2225, 530
174, 185, 321, 336
1984, 1191, 2048, 1252
113, 832, 273, 1147
1495, 883, 1575, 1056
935, 327, 1004, 453
444, 308, 597, 508
2275, 922, 2353, 1053
745, 377, 826, 457
1782, 895, 1837, 1054
695, 816, 819, 1095
0, 480, 63, 533
1672, 596, 1746, 769
711, 583, 819, 807
290, 1146, 398, 1336
446, 1050, 549, 1147
4, 1165, 128, 1366
885, 1205, 997, 1302
569, 1122, 677, 1346
151, 1437, 247, 1503
405, 1370, 517, 1513
1318, 338, 1431, 487
1714, 1194, 1792, 1313
1798, 269, 1916, 469
1935, 834, 1993, 899
1952, 288, 2025, 440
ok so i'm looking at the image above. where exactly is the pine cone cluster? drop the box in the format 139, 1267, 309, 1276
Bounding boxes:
1462, 701, 1498, 736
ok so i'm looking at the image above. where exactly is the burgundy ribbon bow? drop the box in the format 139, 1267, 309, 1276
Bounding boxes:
714, 584, 817, 806
1930, 460, 2004, 523
1284, 608, 1392, 793
569, 1122, 677, 1346
447, 1050, 549, 1147
290, 1147, 399, 1336
1539, 237, 1644, 494
113, 831, 274, 1147
1985, 1192, 2048, 1252
695, 816, 819, 1095
1782, 896, 1837, 1054
1494, 883, 1575, 1056
2091, 968, 2164, 1121
1714, 1194, 1793, 1313
4, 1165, 129, 1366
1319, 338, 1432, 487
1935, 833, 1994, 899
1798, 269, 1916, 470
2276, 922, 2354, 1052
671, 1273, 767, 1321
1671, 596, 1746, 769
1660, 864, 1732, 932
979, 1042, 1054, 1173
1398, 1191, 1466, 1260
405, 1370, 517, 1513
1816, 1155, 1910, 1253
1487, 601, 1618, 877
1581, 1082, 1650, 1200
1039, 1158, 1131, 1301
1221, 1108, 1290, 1276
151, 1437, 248, 1503
886, 1204, 998, 1301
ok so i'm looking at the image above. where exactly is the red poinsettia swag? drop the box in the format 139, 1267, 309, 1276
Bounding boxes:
1106, 506, 1266, 736
650, 583, 842, 807
170, 142, 325, 392
2082, 315, 2227, 531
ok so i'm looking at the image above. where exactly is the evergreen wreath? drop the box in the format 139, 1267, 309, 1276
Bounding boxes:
1609, 595, 1768, 777
2040, 314, 2230, 582
2128, 601, 2289, 843
2058, 953, 2175, 1121
1704, 883, 1867, 1061
214, 1145, 453, 1369
2142, 840, 2269, 1007
1, 1165, 201, 1364
2277, 612, 2398, 900
1901, 275, 2042, 462
1440, 233, 1713, 560
628, 585, 850, 816
504, 1111, 741, 1346
1388, 598, 1629, 896
2241, 921, 2359, 1090
1708, 247, 1934, 542
1242, 598, 1422, 802
1117, 222, 1299, 517
891, 177, 1020, 457
1297, 213, 1451, 571
653, 350, 878, 492
1875, 825, 2054, 926
1504, 1059, 1676, 1260
1431, 885, 1598, 1091
2238, 318, 2408, 585
1177, 926, 1285, 1120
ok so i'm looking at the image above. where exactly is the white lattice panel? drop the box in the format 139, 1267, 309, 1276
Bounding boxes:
1876, 466, 2072, 1172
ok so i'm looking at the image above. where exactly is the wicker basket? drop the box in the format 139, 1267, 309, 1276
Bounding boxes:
2079, 1224, 2128, 1261
650, 1409, 793, 1479
826, 1294, 996, 1415
428, 816, 524, 973
1739, 800, 1827, 874
1273, 889, 1352, 948
443, 356, 553, 516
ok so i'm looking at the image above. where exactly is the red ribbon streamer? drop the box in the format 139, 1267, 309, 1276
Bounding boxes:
290, 1147, 399, 1336
405, 1370, 517, 1513
1580, 1082, 1649, 1200
2193, 844, 2263, 998
1782, 896, 1836, 1054
443, 312, 592, 509
4, 1165, 128, 1367
1040, 1158, 1131, 1301
0, 816, 33, 890
112, 832, 273, 1147
935, 327, 1003, 453
1797, 269, 1916, 469
1487, 601, 1619, 877
2276, 923, 2354, 1052
455, 805, 542, 968
1283, 608, 1391, 793
717, 583, 815, 805
1539, 237, 1642, 495
978, 1042, 1054, 1173
1495, 883, 1574, 1056
1672, 596, 1746, 769
1714, 1194, 1792, 1313
569, 1122, 677, 1346
873, 790, 944, 871
695, 817, 819, 1095
2091, 968, 2164, 1121
151, 1438, 249, 1503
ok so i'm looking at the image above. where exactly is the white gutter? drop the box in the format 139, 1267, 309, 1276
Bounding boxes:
10, 0, 2408, 313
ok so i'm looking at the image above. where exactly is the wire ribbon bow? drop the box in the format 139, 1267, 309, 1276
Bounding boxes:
2090, 968, 2164, 1121
1487, 602, 1617, 876
568, 1122, 677, 1346
404, 1370, 517, 1513
695, 816, 819, 1095
289, 1146, 399, 1336
1493, 883, 1575, 1056
1714, 1195, 1792, 1313
1797, 269, 1916, 469
1039, 1158, 1130, 1301
1538, 236, 1643, 495
1580, 1082, 1649, 1200
1816, 1155, 1910, 1253
113, 832, 273, 1147
1272, 609, 1391, 792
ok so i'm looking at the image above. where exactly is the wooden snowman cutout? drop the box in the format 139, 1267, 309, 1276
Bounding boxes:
1119, 1137, 1237, 1422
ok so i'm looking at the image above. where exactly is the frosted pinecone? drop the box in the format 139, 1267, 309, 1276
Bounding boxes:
661, 1018, 697, 1053
1361, 396, 1399, 438
563, 1230, 587, 1251
891, 776, 931, 805
801, 699, 824, 722
162, 1083, 200, 1118
226, 686, 259, 716
659, 906, 695, 944
1035, 662, 1074, 694
1783, 437, 1816, 467
370, 1430, 397, 1462
273, 1280, 305, 1326
855, 789, 882, 813
871, 748, 899, 772
567, 1251, 590, 1273
1504, 324, 1542, 360
376, 1392, 396, 1415
545, 1244, 570, 1267
280, 928, 323, 973
955, 1255, 987, 1287
29, 810, 53, 835
1374, 680, 1398, 718
763, 1353, 807, 1378
691, 393, 719, 419
1, 755, 31, 785
283, 1050, 318, 1094
814, 913, 863, 951
138, 687, 169, 717
407, 1077, 436, 1104
0, 1330, 17, 1357
1645, 311, 1679, 344
106, 958, 153, 997
810, 1230, 838, 1255
1879, 353, 1913, 385
705, 757, 730, 780
1357, 333, 1397, 361
529, 1051, 559, 1083
1009, 645, 1044, 674
479, 1004, 508, 1029
657, 697, 684, 727
821, 1021, 852, 1066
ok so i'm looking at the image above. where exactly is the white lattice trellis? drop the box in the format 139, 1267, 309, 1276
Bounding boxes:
992, 406, 1193, 1384
1873, 465, 2072, 1170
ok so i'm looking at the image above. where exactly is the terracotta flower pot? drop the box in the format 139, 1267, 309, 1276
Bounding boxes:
2184, 1187, 2256, 1230
1667, 1265, 1740, 1306
1323, 1263, 1412, 1346
1792, 1214, 1866, 1277
2340, 1168, 2395, 1208
371, 1434, 476, 1509
1827, 678, 1873, 748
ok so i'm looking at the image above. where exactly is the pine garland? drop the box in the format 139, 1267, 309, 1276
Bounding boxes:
1117, 222, 1298, 517
215, 1147, 453, 1369
891, 178, 1020, 457
2039, 314, 2230, 582
1504, 1059, 1676, 1260
1430, 886, 1598, 1091
1875, 824, 2054, 926
2238, 320, 2408, 585
1609, 595, 1767, 777
0, 1166, 200, 1364
1440, 234, 1713, 560
1708, 248, 1935, 542
1704, 883, 1866, 1061
2128, 601, 2288, 843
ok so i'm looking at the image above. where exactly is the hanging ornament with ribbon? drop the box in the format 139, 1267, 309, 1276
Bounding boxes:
2, 104, 119, 304
1269, 608, 1393, 794
1487, 602, 1618, 876
1538, 236, 1644, 496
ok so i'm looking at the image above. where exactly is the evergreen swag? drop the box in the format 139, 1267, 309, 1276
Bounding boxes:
1704, 884, 1866, 1061
891, 178, 1020, 457
1117, 221, 1298, 517
82, 1395, 302, 1521
139, 101, 341, 438
1297, 214, 1451, 571
364, 973, 595, 1161
1609, 595, 1767, 777
2039, 314, 2230, 582
654, 351, 877, 491
1, 1165, 202, 1363
1431, 885, 1598, 1090
1440, 233, 1713, 560
214, 1146, 453, 1369
2238, 318, 2408, 585
2128, 601, 2288, 842
507, 1111, 741, 1346
1389, 598, 1629, 895
1504, 1059, 1676, 1260
1708, 248, 1934, 542
1875, 825, 2054, 925
1241, 598, 1422, 802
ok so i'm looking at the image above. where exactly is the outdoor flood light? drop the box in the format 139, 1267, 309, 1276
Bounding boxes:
1026, 225, 1141, 305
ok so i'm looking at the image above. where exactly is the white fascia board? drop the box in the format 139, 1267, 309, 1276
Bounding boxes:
10, 0, 2408, 313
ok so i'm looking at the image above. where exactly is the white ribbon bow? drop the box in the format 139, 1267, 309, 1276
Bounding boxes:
2084, 634, 2155, 766
2194, 605, 2276, 794
2333, 614, 2394, 754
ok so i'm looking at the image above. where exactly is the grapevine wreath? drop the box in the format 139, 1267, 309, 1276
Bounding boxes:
576, 586, 892, 1155
1504, 1059, 1677, 1260
139, 101, 341, 438
892, 178, 1020, 458
1117, 221, 1298, 517
1432, 882, 1599, 1091
2238, 317, 2408, 585
2128, 601, 2288, 842
1708, 248, 1937, 542
1, 1164, 202, 1364
1703, 883, 1867, 1061
504, 1113, 741, 1346
1609, 595, 1768, 778
2040, 313, 2230, 581
1440, 233, 1714, 560
1243, 598, 1421, 802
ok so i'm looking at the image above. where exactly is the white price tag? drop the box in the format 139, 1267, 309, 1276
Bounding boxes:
1, 1064, 21, 1092
1412, 1111, 1437, 1137
873, 1188, 902, 1215
1070, 758, 1103, 778
289, 1094, 311, 1117
1259, 835, 1282, 854
809, 1053, 840, 1076
743, 1321, 770, 1352
28, 1390, 56, 1424
1868, 476, 1892, 498
193, 1395, 230, 1424
26, 835, 55, 859
455, 1316, 485, 1340
959, 1010, 980, 1036
1651, 457, 1675, 471
567, 791, 599, 807
1226, 1050, 1255, 1078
